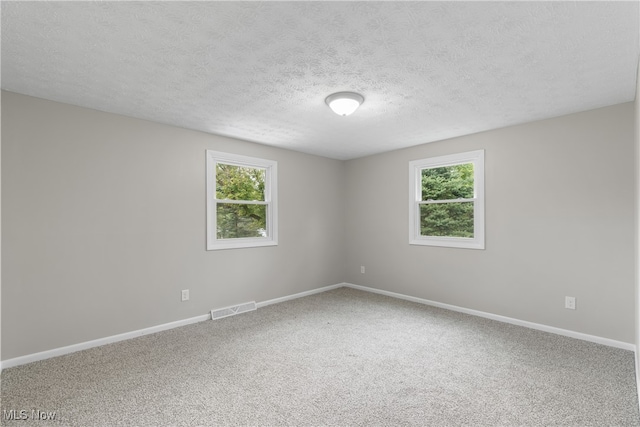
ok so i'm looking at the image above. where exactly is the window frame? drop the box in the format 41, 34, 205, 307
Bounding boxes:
206, 150, 278, 251
409, 150, 485, 250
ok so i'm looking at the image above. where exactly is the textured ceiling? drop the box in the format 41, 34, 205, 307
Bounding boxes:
2, 1, 638, 160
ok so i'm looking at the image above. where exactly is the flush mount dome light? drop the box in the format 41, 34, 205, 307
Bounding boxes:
325, 92, 364, 116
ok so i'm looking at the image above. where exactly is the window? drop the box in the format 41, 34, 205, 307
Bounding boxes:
409, 150, 484, 249
206, 151, 277, 250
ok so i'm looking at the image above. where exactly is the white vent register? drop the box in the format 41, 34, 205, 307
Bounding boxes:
211, 301, 257, 320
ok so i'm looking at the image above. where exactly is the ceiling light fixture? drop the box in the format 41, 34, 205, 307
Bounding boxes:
325, 92, 364, 116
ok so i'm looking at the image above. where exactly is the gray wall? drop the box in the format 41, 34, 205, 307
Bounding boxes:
1, 92, 3, 368
635, 60, 639, 371
345, 103, 636, 343
2, 92, 637, 361
1, 91, 347, 360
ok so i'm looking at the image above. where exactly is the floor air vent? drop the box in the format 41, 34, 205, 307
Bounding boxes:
211, 301, 256, 320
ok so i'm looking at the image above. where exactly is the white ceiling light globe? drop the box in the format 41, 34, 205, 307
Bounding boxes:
325, 92, 364, 116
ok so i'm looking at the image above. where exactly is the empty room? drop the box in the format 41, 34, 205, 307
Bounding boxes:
2, 1, 640, 426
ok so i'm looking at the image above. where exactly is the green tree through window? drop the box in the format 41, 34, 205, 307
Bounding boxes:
409, 150, 484, 249
207, 150, 277, 250
216, 163, 267, 239
420, 164, 474, 238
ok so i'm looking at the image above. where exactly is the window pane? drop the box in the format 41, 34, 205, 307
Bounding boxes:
420, 202, 474, 238
216, 163, 265, 201
421, 163, 474, 201
217, 203, 267, 239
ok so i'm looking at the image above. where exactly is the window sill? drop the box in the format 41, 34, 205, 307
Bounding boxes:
207, 238, 278, 251
410, 237, 484, 250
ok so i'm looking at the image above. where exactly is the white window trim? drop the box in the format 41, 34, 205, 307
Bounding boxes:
409, 150, 485, 250
206, 150, 278, 250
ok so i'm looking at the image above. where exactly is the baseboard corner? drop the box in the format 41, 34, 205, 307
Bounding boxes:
256, 283, 344, 309
342, 282, 635, 351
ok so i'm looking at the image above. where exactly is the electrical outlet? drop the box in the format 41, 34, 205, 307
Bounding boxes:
565, 296, 576, 310
361, 266, 365, 274
181, 289, 189, 302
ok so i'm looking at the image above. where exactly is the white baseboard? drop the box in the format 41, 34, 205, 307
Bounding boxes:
1, 284, 343, 369
2, 282, 634, 370
256, 283, 343, 309
344, 283, 635, 351
1, 313, 211, 370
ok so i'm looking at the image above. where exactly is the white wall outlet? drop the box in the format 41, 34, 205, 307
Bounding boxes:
565, 296, 576, 310
181, 289, 189, 302
361, 266, 365, 274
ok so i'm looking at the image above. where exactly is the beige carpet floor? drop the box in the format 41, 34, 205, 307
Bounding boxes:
2, 287, 639, 426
